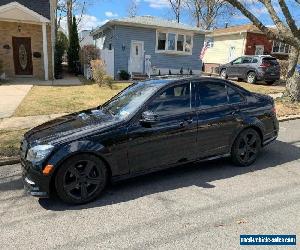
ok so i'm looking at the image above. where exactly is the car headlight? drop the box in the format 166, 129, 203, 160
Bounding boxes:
26, 145, 54, 163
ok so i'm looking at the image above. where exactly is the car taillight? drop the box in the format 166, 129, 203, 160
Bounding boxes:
259, 62, 271, 68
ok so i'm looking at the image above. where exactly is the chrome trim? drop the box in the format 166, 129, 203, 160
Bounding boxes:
24, 177, 35, 185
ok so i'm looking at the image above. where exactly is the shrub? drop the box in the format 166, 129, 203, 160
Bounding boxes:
90, 59, 113, 88
278, 60, 289, 80
54, 31, 68, 79
90, 59, 106, 85
119, 70, 130, 80
104, 75, 114, 89
81, 45, 100, 65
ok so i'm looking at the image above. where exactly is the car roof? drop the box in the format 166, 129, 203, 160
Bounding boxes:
142, 76, 227, 85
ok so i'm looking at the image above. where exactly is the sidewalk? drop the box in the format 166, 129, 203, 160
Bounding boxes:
0, 84, 32, 119
0, 113, 67, 130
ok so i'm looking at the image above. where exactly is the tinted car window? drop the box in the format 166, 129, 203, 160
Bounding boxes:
252, 58, 258, 63
232, 57, 242, 64
227, 86, 244, 104
262, 57, 279, 66
199, 82, 228, 108
242, 57, 252, 63
148, 83, 191, 116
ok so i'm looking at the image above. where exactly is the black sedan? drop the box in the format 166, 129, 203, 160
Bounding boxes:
21, 77, 279, 204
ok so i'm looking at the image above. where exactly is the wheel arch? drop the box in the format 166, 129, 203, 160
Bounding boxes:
48, 142, 114, 196
230, 125, 264, 151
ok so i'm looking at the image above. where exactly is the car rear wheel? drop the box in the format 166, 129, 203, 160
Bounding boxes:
220, 69, 228, 79
231, 128, 261, 167
247, 72, 257, 84
265, 80, 275, 85
55, 154, 108, 204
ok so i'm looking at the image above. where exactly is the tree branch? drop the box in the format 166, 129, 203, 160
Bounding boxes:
260, 0, 290, 34
224, 0, 300, 48
278, 0, 300, 38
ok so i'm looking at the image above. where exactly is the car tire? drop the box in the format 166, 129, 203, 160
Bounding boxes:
55, 154, 108, 204
247, 72, 257, 84
265, 80, 275, 85
220, 69, 228, 79
231, 128, 262, 167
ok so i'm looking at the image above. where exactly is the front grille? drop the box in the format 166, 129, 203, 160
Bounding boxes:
20, 138, 28, 159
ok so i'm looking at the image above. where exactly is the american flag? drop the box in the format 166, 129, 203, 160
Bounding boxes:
200, 41, 209, 60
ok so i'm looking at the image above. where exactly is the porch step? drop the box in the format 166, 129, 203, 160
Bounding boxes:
131, 73, 148, 81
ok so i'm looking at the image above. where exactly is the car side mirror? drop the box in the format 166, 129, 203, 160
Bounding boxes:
140, 111, 159, 127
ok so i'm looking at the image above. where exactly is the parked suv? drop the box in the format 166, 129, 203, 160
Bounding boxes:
219, 55, 280, 85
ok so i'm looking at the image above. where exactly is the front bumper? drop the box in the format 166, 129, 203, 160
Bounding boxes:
21, 159, 51, 198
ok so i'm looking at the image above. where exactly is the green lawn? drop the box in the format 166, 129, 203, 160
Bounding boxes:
14, 82, 131, 117
0, 129, 27, 158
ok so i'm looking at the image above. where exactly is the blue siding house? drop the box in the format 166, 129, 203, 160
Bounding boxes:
91, 16, 206, 79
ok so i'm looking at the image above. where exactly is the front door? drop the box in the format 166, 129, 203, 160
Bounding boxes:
127, 82, 198, 173
12, 37, 33, 76
130, 41, 144, 73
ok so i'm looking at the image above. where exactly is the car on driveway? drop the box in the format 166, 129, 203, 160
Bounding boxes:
21, 76, 279, 204
219, 55, 280, 85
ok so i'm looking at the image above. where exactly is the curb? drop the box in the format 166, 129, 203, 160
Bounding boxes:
0, 116, 299, 167
0, 157, 20, 167
278, 115, 300, 122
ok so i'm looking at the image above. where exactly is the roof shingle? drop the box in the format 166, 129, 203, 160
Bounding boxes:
95, 16, 206, 34
0, 0, 50, 19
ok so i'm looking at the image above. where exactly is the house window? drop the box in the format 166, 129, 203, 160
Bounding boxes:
158, 32, 167, 50
272, 41, 291, 54
156, 31, 193, 54
168, 33, 176, 50
177, 35, 184, 51
185, 35, 192, 53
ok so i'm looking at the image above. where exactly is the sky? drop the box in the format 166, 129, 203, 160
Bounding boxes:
69, 0, 300, 32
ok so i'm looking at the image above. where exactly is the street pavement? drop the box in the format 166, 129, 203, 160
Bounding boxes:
0, 120, 299, 249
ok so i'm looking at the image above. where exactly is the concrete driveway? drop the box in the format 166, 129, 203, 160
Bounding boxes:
0, 120, 299, 249
0, 84, 32, 118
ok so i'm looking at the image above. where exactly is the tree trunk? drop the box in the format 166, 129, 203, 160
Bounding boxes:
285, 47, 300, 101
67, 0, 73, 39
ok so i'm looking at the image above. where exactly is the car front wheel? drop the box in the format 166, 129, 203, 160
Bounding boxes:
247, 72, 257, 84
55, 154, 108, 204
231, 128, 261, 167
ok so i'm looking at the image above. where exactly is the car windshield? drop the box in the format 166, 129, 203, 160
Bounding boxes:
101, 81, 162, 119
262, 57, 278, 65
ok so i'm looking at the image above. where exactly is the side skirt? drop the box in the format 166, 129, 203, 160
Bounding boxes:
111, 153, 231, 183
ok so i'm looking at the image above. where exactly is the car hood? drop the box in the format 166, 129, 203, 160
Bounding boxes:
24, 109, 120, 145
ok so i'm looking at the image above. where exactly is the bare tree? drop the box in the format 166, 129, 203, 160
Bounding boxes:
127, 0, 139, 17
186, 0, 235, 30
168, 0, 182, 23
224, 0, 300, 101
56, 0, 88, 36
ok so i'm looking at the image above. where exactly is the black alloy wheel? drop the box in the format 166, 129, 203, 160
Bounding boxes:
55, 154, 107, 204
231, 128, 261, 166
